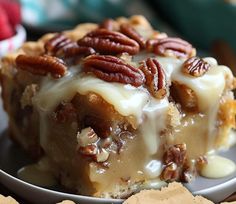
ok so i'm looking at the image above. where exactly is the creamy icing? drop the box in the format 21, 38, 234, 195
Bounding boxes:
200, 155, 236, 178
33, 70, 149, 122
141, 98, 169, 155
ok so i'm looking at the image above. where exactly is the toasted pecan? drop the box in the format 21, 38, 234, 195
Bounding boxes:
182, 57, 211, 77
16, 54, 67, 78
140, 58, 167, 99
78, 29, 140, 55
45, 33, 95, 59
83, 55, 144, 87
120, 24, 146, 49
147, 37, 196, 58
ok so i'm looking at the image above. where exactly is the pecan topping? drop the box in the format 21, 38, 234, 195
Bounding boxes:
99, 18, 115, 30
120, 24, 146, 49
160, 162, 179, 182
161, 143, 192, 182
16, 54, 67, 78
182, 57, 211, 77
45, 34, 95, 58
163, 143, 187, 165
76, 127, 110, 162
140, 58, 167, 99
77, 127, 99, 147
83, 55, 144, 87
147, 37, 195, 58
77, 29, 140, 55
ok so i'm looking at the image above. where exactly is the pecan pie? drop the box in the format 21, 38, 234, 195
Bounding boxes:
1, 15, 236, 198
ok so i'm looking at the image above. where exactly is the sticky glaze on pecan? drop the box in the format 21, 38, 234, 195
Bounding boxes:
160, 162, 179, 182
147, 37, 195, 58
120, 24, 146, 49
16, 54, 67, 78
140, 58, 167, 99
45, 33, 95, 58
83, 55, 144, 87
163, 143, 187, 166
160, 143, 193, 182
182, 57, 211, 77
77, 29, 140, 55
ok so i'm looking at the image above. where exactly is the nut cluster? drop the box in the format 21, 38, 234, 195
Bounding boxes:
16, 17, 199, 93
76, 127, 110, 163
160, 143, 195, 182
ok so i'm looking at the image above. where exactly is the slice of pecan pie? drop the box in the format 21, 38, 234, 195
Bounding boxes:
1, 15, 236, 198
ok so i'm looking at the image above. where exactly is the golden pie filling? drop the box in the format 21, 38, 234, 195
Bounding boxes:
1, 16, 236, 198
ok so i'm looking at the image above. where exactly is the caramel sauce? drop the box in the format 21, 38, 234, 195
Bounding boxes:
30, 53, 235, 194
17, 157, 56, 187
171, 113, 210, 159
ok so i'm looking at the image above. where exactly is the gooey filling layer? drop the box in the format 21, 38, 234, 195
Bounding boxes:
30, 53, 235, 194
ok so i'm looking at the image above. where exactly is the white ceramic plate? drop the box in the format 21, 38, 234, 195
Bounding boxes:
0, 97, 236, 204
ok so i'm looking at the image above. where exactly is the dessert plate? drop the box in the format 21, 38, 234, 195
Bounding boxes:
0, 97, 236, 204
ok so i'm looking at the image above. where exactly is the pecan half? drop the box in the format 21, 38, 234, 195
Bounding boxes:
77, 29, 140, 55
16, 54, 67, 78
163, 143, 187, 166
182, 57, 211, 77
147, 37, 195, 58
83, 55, 144, 87
45, 34, 95, 58
120, 24, 146, 49
99, 18, 115, 30
140, 58, 167, 99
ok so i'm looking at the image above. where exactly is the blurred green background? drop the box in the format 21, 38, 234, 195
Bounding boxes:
20, 0, 236, 53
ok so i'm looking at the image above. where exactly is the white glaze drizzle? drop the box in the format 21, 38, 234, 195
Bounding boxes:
31, 52, 234, 182
200, 155, 236, 178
